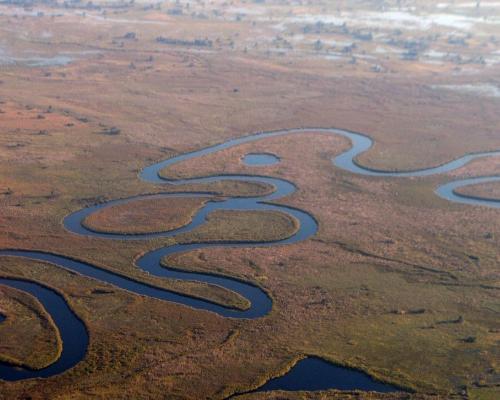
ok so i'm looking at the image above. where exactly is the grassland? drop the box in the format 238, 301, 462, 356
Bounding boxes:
0, 0, 499, 399
83, 197, 298, 241
177, 210, 299, 244
0, 284, 61, 370
83, 197, 211, 234
455, 182, 500, 201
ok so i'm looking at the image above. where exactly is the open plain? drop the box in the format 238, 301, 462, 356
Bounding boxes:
0, 1, 499, 399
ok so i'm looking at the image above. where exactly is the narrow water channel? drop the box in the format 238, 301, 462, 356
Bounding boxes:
1, 127, 498, 390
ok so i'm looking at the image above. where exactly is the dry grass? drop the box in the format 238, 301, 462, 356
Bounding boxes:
178, 210, 298, 244
455, 182, 500, 201
0, 284, 61, 369
0, 2, 499, 398
83, 197, 210, 234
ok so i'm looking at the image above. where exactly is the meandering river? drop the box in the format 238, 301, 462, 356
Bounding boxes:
1, 127, 498, 392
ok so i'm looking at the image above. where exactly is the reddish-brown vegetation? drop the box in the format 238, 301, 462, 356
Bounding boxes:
0, 1, 499, 399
